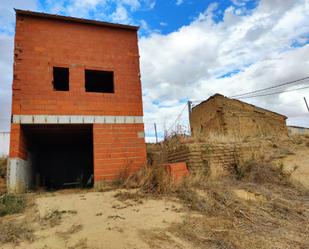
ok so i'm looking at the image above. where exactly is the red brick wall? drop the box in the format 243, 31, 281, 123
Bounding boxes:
12, 14, 143, 116
9, 124, 27, 160
93, 124, 146, 181
10, 13, 147, 184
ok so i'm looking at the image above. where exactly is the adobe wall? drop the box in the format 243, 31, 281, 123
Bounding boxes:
190, 97, 225, 137
166, 141, 271, 178
190, 95, 288, 140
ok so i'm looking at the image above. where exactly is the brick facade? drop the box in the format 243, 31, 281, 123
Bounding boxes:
9, 10, 146, 191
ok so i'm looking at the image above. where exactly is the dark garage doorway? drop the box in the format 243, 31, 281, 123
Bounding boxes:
23, 124, 93, 190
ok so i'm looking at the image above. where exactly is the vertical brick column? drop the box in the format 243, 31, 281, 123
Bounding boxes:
9, 124, 27, 160
93, 123, 146, 182
8, 124, 32, 193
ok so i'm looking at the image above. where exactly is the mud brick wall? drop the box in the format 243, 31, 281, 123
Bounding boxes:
167, 144, 204, 171
190, 94, 288, 140
166, 142, 270, 178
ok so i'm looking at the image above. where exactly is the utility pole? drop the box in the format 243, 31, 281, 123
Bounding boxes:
304, 97, 309, 112
187, 100, 192, 135
154, 123, 158, 143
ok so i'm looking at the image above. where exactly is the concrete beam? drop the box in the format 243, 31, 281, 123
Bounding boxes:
12, 115, 144, 124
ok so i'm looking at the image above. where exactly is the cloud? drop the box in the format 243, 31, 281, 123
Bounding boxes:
0, 0, 40, 132
0, 0, 154, 133
176, 0, 183, 6
1, 0, 309, 143
111, 4, 130, 22
140, 0, 309, 141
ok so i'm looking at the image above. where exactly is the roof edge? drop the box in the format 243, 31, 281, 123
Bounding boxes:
287, 125, 309, 129
192, 93, 287, 119
15, 9, 139, 31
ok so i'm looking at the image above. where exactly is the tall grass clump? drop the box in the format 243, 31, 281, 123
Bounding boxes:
0, 194, 26, 217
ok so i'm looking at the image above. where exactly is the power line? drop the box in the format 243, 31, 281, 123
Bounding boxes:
230, 76, 309, 98
237, 85, 309, 99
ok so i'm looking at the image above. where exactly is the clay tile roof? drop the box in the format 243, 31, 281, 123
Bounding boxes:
15, 9, 139, 31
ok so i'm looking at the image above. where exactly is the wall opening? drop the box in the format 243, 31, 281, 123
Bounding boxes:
23, 124, 93, 190
85, 69, 114, 93
53, 67, 69, 91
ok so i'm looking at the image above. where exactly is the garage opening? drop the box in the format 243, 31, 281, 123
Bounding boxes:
22, 124, 93, 190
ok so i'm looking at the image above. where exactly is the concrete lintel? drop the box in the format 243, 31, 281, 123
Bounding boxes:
12, 115, 144, 124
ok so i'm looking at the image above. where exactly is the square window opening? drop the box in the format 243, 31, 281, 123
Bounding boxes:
53, 67, 69, 91
85, 70, 114, 93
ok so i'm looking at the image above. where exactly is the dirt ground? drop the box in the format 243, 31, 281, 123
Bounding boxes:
1, 136, 309, 249
280, 146, 309, 189
1, 177, 309, 249
0, 189, 193, 249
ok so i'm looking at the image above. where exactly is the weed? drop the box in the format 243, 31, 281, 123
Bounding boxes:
41, 209, 77, 227
56, 224, 83, 240
233, 160, 290, 185
0, 194, 26, 217
0, 157, 7, 178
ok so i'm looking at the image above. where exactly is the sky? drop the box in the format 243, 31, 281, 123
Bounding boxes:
0, 0, 309, 143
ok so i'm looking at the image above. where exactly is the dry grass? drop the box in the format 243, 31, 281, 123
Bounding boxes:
113, 160, 309, 249
40, 209, 77, 227
0, 220, 34, 245
56, 224, 83, 240
233, 160, 290, 184
0, 156, 7, 178
0, 157, 7, 194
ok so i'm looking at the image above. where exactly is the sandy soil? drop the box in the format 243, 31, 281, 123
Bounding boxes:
281, 146, 309, 189
1, 190, 192, 249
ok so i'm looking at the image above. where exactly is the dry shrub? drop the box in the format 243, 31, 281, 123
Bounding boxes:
167, 177, 309, 249
40, 209, 77, 227
124, 164, 174, 194
0, 156, 7, 178
234, 160, 289, 185
0, 221, 34, 245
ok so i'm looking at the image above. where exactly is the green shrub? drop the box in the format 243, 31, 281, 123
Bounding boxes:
0, 194, 26, 217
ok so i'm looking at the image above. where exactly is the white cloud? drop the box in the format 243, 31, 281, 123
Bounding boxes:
0, 0, 39, 132
1, 0, 309, 143
231, 0, 250, 7
176, 0, 183, 6
111, 4, 130, 22
140, 0, 309, 140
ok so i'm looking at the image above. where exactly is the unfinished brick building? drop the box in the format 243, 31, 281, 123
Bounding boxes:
190, 94, 288, 140
8, 9, 146, 193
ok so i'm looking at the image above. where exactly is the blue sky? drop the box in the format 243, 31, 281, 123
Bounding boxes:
0, 0, 309, 143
